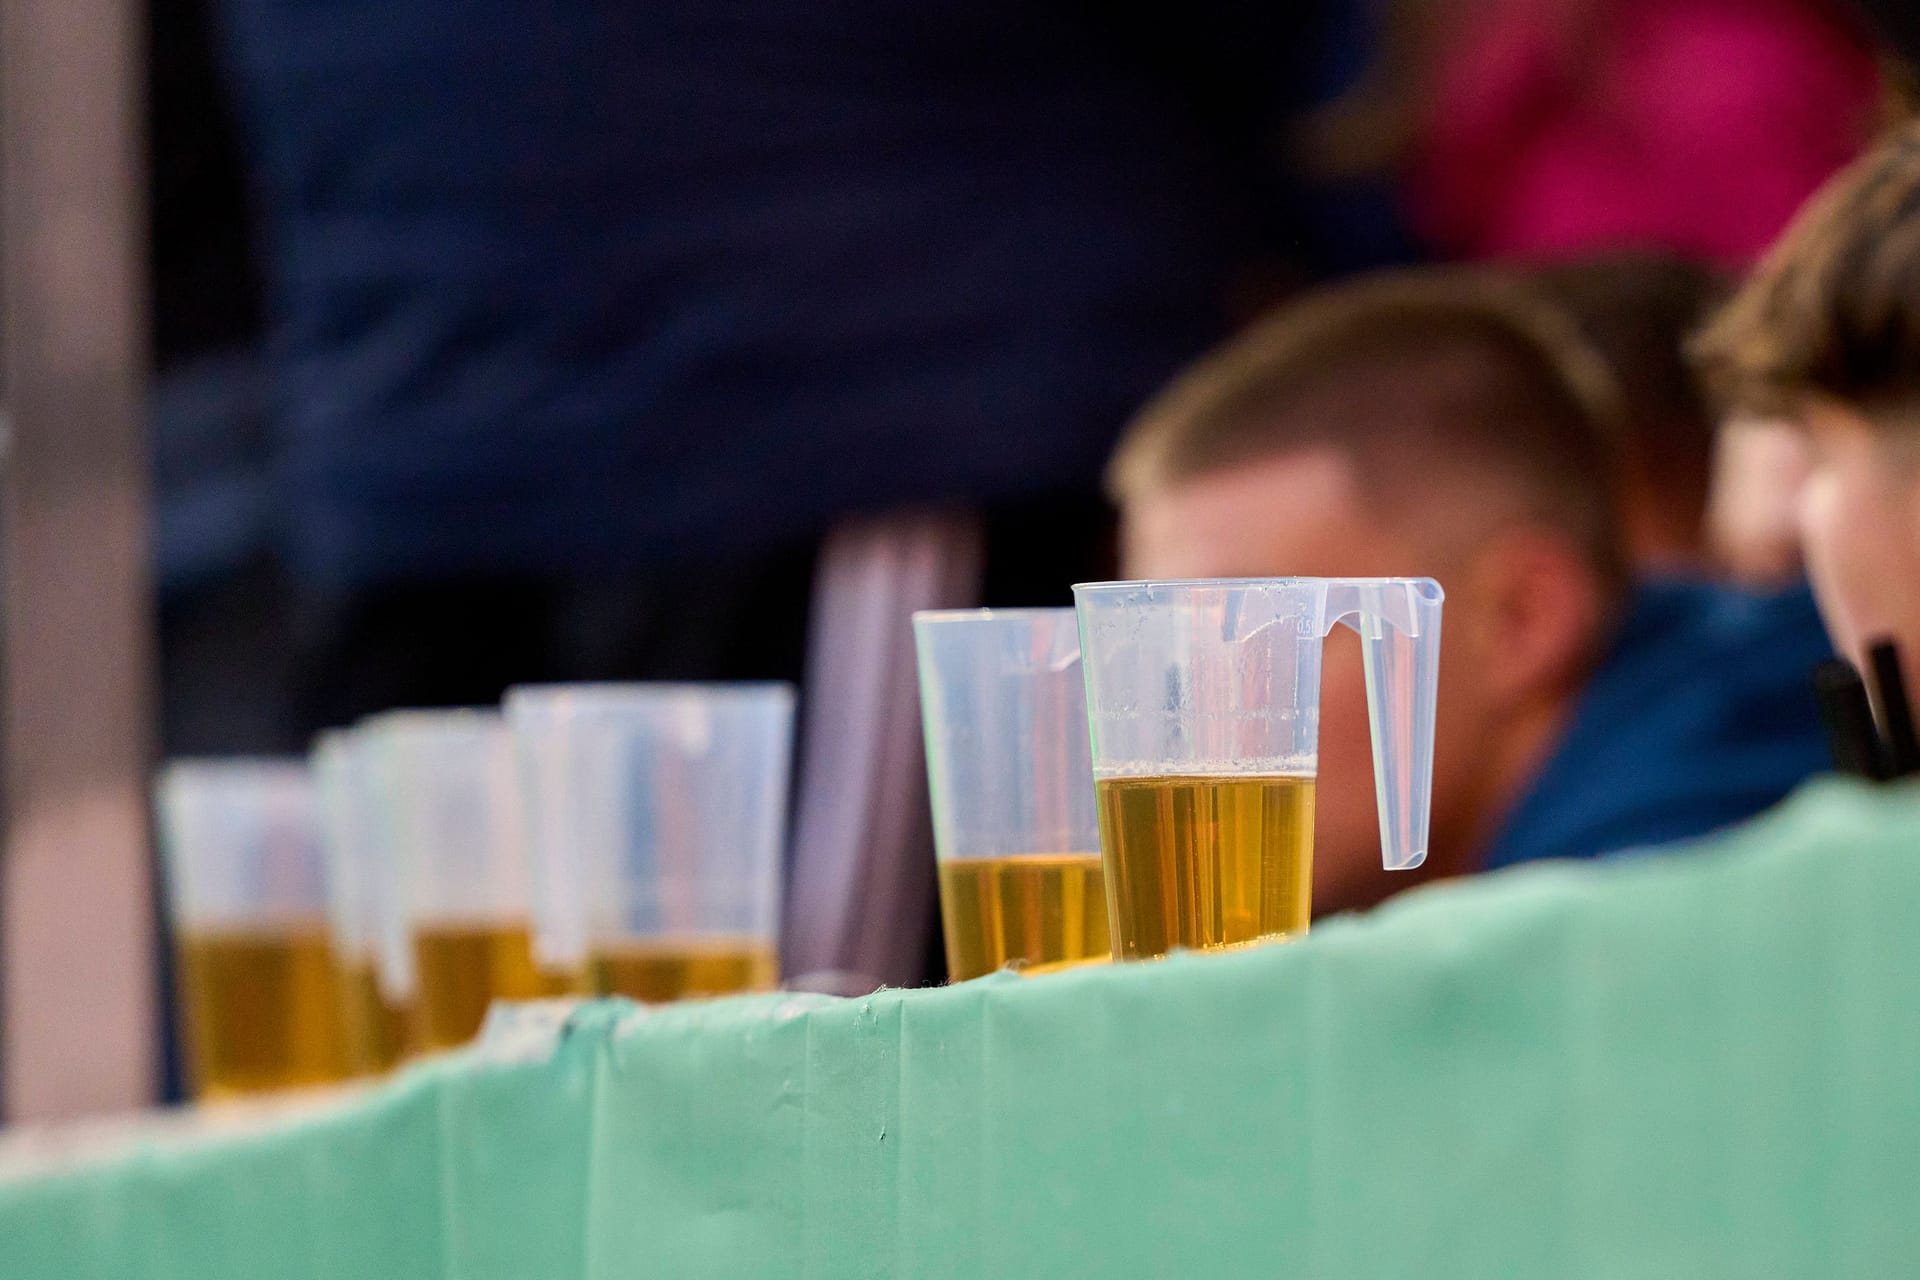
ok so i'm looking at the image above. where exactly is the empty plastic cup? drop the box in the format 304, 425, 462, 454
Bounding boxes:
912, 609, 1108, 980
154, 759, 350, 1098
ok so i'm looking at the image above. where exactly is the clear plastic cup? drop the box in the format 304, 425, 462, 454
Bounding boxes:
1073, 577, 1442, 960
505, 683, 794, 1004
311, 730, 412, 1072
361, 709, 575, 1051
912, 609, 1109, 980
153, 759, 349, 1098
347, 718, 423, 1052
500, 685, 600, 980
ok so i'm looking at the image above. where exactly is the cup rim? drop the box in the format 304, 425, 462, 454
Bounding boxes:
1072, 575, 1438, 594
910, 606, 1074, 626
502, 680, 796, 712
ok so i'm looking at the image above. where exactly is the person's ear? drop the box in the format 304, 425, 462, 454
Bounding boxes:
1453, 527, 1610, 711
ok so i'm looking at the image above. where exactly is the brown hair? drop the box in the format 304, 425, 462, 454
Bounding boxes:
1109, 268, 1628, 586
1693, 120, 1920, 420
1533, 253, 1726, 525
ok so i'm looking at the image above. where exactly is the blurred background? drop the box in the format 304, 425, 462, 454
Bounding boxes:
4, 0, 1917, 1121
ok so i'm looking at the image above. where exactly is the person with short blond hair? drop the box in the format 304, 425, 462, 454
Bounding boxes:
1112, 270, 1631, 590
1116, 268, 1830, 915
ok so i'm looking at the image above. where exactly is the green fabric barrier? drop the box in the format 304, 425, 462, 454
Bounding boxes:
304, 1069, 444, 1280
6, 778, 1920, 1278
441, 1004, 602, 1280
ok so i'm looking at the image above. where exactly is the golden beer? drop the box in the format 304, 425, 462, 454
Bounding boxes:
937, 853, 1110, 981
1094, 773, 1314, 960
536, 964, 591, 997
177, 922, 349, 1098
589, 936, 778, 1003
411, 920, 567, 1050
338, 957, 412, 1073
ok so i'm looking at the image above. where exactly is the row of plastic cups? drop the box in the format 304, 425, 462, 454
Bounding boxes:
157, 577, 1442, 1097
155, 683, 794, 1099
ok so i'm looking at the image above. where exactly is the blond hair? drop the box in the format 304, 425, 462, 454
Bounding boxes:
1109, 268, 1628, 584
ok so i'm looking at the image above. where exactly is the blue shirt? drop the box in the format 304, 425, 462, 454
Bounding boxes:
1483, 580, 1833, 870
210, 0, 1406, 588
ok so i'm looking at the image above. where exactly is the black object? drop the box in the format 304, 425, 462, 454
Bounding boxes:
1867, 639, 1920, 778
1815, 658, 1890, 780
1848, 0, 1920, 73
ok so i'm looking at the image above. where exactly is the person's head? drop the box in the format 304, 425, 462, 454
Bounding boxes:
1111, 269, 1628, 912
1529, 253, 1726, 572
1693, 121, 1920, 690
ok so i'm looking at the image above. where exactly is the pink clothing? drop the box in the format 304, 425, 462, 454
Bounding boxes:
1409, 0, 1882, 265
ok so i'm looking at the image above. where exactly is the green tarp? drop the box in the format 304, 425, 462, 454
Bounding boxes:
6, 778, 1920, 1277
